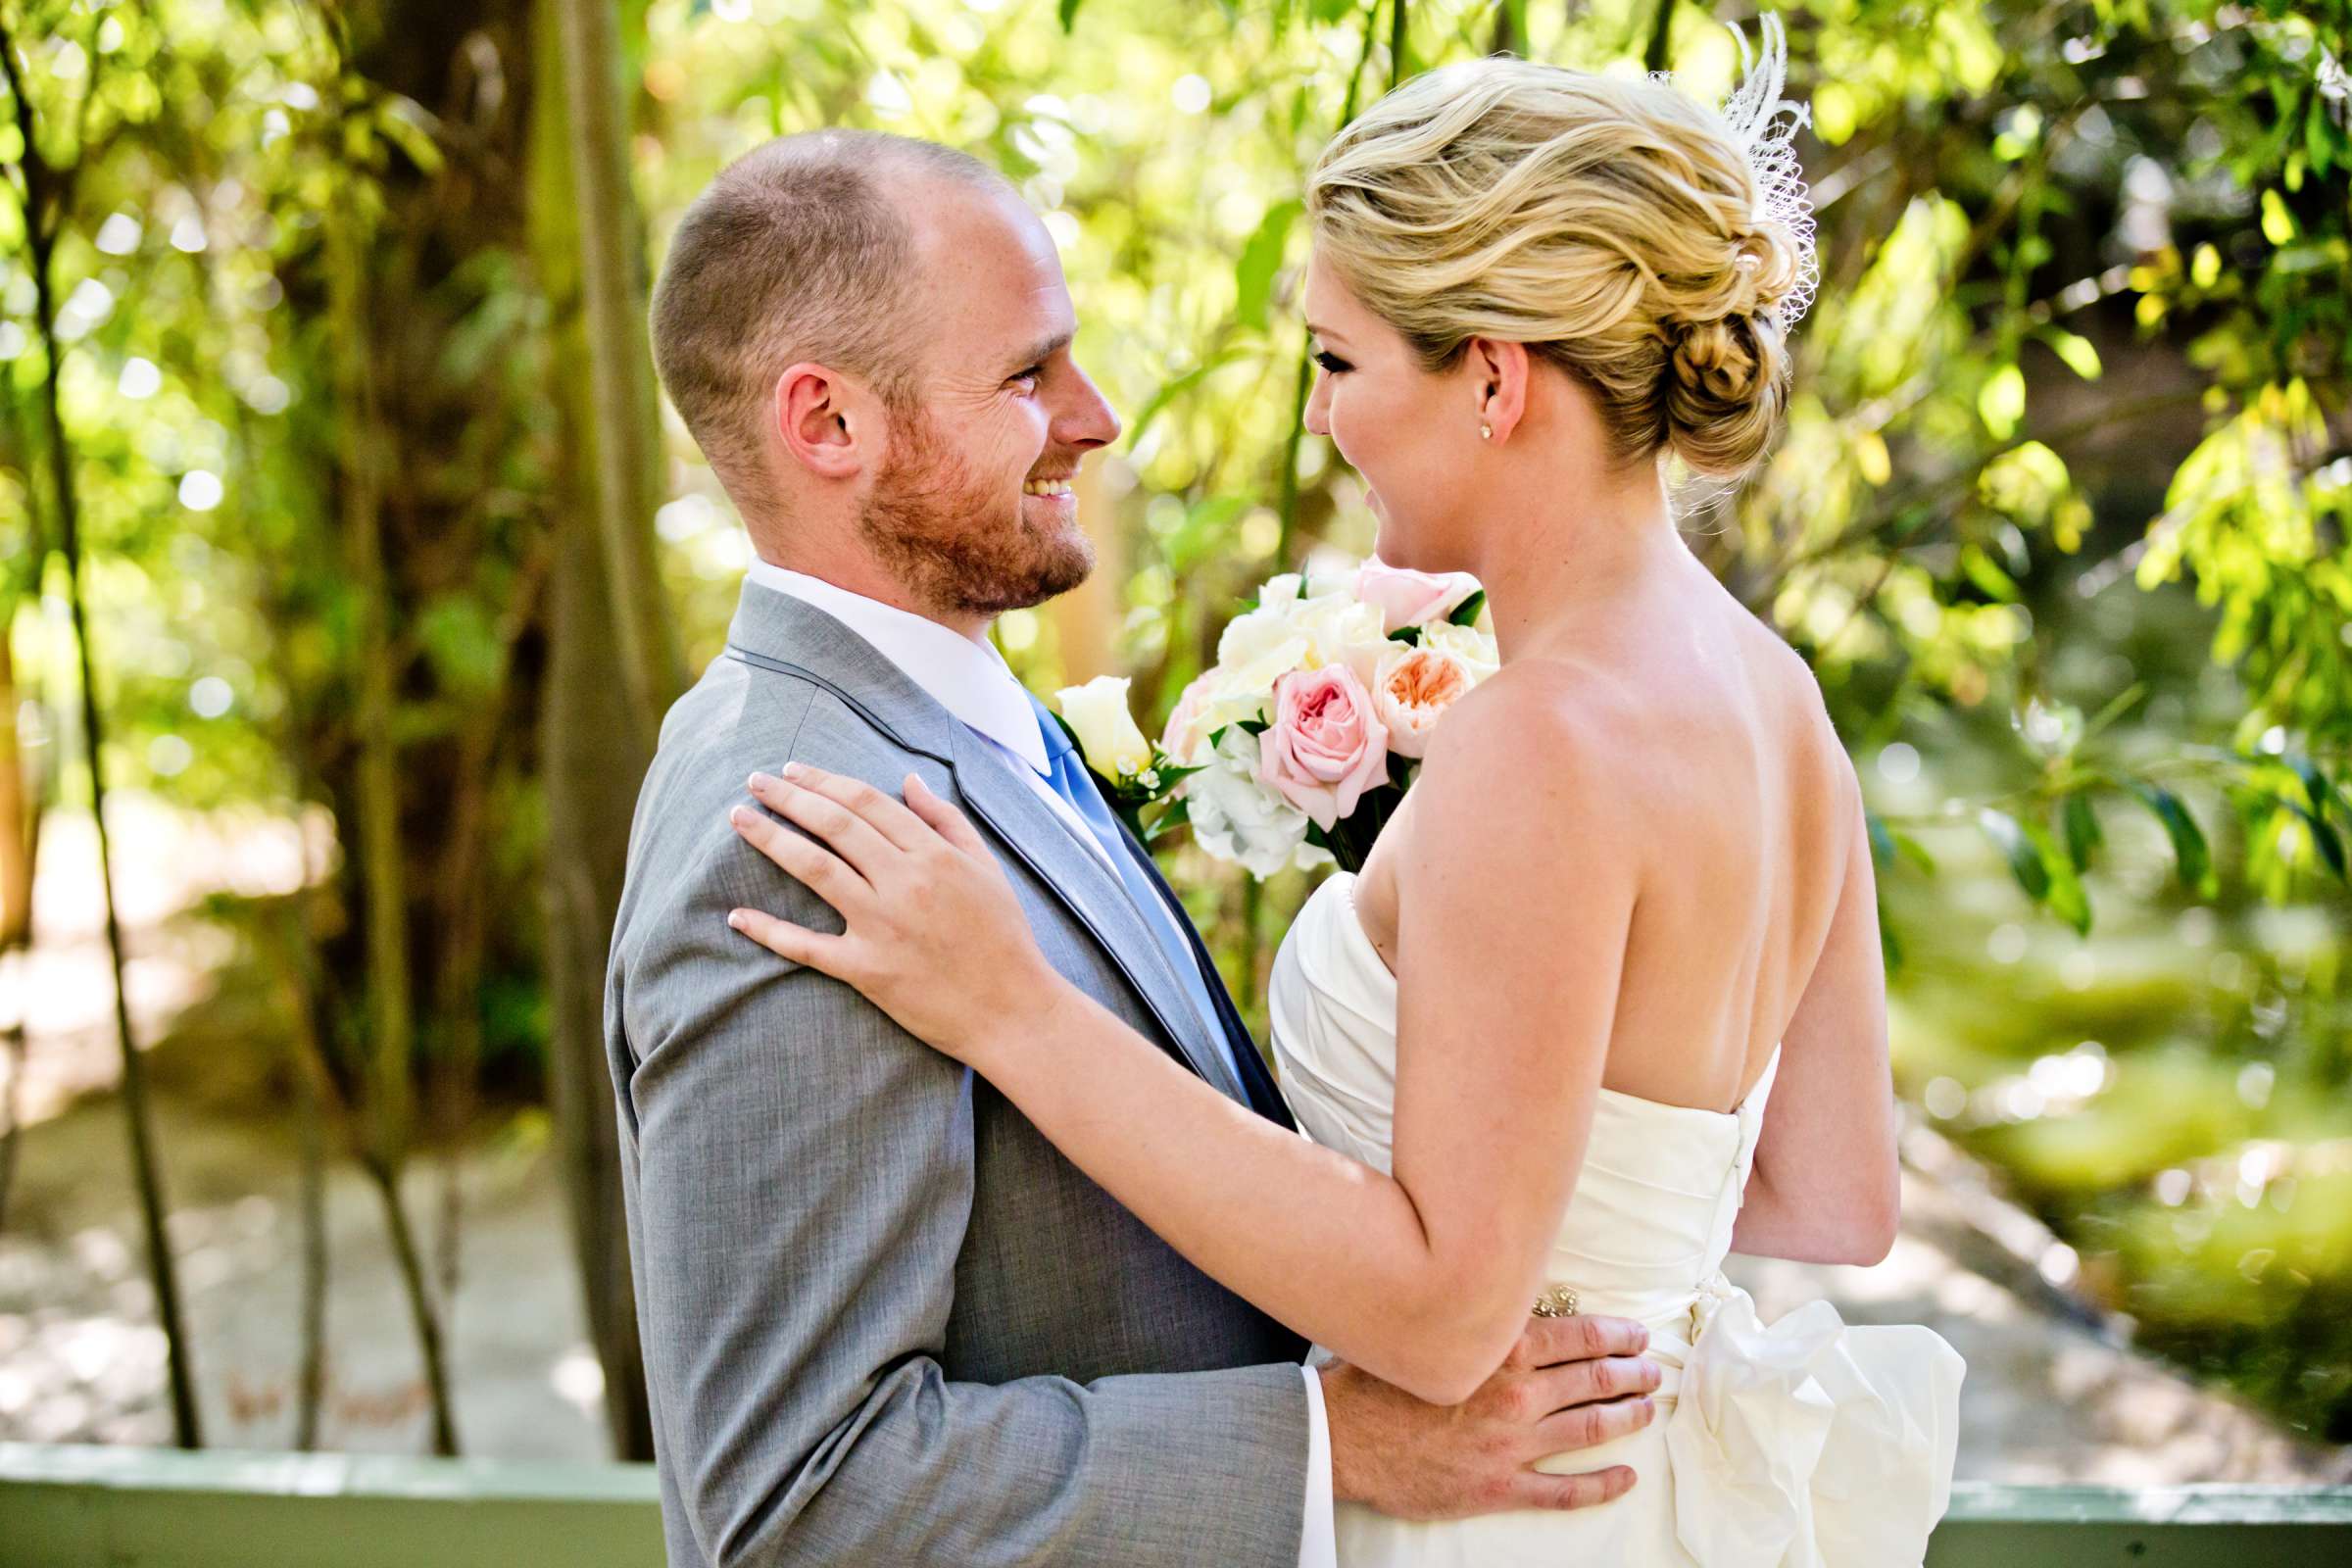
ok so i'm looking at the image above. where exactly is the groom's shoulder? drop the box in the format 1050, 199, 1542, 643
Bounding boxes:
616, 652, 927, 949
643, 649, 927, 823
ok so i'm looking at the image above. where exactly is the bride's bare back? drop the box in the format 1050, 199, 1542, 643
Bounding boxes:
1353, 539, 1897, 1264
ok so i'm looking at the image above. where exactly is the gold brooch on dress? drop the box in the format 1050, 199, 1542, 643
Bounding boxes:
1531, 1284, 1580, 1318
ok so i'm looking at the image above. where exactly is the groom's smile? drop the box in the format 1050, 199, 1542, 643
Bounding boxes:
866, 179, 1120, 621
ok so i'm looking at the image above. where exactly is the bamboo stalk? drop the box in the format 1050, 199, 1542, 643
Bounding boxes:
320, 77, 458, 1456
551, 0, 683, 741
1, 14, 203, 1448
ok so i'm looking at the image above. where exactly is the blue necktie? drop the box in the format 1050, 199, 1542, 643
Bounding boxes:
1025, 693, 1243, 1092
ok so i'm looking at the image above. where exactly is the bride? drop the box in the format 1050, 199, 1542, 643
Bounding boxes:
719, 24, 1963, 1566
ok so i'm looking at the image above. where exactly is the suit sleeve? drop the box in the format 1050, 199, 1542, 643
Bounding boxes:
615, 815, 1310, 1566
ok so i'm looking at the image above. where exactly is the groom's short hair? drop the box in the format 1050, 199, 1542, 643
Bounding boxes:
651, 130, 1007, 502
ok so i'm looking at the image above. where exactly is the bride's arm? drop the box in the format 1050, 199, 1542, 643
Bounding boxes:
1727, 758, 1902, 1265
723, 680, 1633, 1406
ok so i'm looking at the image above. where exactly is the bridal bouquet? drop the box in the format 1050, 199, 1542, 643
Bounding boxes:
1051, 560, 1498, 877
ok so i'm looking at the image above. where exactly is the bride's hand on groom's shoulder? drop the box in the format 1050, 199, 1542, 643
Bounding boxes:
1320, 1312, 1661, 1521
724, 764, 1059, 1065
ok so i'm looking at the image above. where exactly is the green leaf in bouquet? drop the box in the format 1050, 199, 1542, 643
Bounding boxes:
1447, 590, 1487, 627
1389, 625, 1422, 645
1147, 795, 1194, 843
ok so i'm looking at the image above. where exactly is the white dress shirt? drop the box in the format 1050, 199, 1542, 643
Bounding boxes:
745, 560, 1337, 1568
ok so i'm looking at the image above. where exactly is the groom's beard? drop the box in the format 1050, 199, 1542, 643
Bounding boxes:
858, 403, 1095, 618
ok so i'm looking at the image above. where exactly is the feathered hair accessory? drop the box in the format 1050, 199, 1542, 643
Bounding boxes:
1663, 13, 1820, 330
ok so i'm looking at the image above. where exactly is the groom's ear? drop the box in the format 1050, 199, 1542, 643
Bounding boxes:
1464, 336, 1531, 445
773, 363, 864, 480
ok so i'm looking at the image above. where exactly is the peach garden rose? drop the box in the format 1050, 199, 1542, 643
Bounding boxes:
1371, 646, 1474, 760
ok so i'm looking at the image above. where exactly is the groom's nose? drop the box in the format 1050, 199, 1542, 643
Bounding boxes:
1050, 360, 1122, 451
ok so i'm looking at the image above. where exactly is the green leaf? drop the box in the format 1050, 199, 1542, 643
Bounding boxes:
1058, 0, 1085, 31
1959, 543, 2020, 602
1977, 364, 2026, 439
2283, 799, 2348, 880
1447, 589, 1487, 626
1233, 200, 1300, 332
1389, 625, 1422, 645
1892, 832, 1938, 875
2128, 783, 2217, 897
1979, 808, 2048, 901
1866, 810, 1898, 867
1147, 795, 1194, 842
2035, 326, 2102, 381
2039, 840, 2092, 935
2061, 791, 2103, 872
374, 96, 445, 175
2288, 756, 2349, 826
1125, 356, 1233, 451
1984, 808, 2089, 932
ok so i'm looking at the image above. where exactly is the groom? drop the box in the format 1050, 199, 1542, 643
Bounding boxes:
605, 129, 1660, 1566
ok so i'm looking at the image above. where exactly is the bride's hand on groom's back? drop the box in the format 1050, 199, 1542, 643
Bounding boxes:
1319, 1312, 1661, 1520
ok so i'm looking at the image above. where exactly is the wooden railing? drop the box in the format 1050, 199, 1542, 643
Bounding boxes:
3, 1443, 2349, 1565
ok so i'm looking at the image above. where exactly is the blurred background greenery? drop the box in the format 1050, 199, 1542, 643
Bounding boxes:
0, 0, 2346, 1470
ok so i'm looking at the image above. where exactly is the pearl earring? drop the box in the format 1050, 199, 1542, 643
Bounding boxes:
1479, 421, 1493, 441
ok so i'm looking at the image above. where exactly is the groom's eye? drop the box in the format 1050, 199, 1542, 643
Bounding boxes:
1312, 349, 1351, 374
1008, 364, 1045, 391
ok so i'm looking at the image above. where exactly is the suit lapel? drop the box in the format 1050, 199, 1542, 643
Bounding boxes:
943, 724, 1247, 1103
721, 584, 1247, 1103
1112, 814, 1297, 1131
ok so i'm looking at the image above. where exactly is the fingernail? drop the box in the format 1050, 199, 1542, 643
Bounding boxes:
728, 805, 750, 825
781, 761, 808, 781
726, 909, 746, 930
748, 771, 775, 792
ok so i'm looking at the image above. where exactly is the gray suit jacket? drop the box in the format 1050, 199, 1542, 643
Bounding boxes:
606, 582, 1313, 1565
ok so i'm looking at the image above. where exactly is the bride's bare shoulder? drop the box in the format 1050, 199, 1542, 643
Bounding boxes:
1412, 659, 1646, 818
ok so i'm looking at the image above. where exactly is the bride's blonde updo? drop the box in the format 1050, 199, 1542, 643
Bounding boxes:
1306, 24, 1818, 479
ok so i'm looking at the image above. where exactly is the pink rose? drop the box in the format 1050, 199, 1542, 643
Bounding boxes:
1257, 665, 1390, 831
1371, 646, 1473, 759
1355, 560, 1482, 634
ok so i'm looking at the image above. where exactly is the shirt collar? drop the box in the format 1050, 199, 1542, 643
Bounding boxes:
745, 559, 1052, 776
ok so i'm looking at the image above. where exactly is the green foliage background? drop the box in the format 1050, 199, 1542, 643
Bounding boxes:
3, 0, 2349, 1447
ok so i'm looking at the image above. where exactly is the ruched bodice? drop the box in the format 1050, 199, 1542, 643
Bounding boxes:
1268, 872, 1965, 1568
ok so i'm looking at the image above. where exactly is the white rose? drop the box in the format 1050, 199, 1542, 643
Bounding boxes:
1216, 594, 1310, 671
1421, 619, 1500, 684
1291, 592, 1391, 686
1183, 727, 1311, 877
1054, 675, 1152, 781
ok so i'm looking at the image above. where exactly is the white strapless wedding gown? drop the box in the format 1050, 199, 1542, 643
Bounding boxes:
1269, 872, 1966, 1567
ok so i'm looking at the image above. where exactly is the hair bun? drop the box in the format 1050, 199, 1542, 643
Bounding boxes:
1665, 316, 1763, 408
1660, 309, 1789, 477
